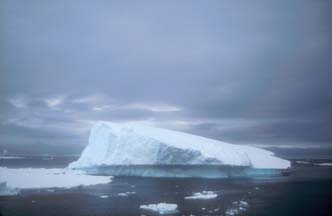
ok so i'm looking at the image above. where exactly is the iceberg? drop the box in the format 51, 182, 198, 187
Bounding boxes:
69, 122, 290, 177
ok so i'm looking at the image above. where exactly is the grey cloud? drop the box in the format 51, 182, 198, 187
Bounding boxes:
0, 0, 331, 155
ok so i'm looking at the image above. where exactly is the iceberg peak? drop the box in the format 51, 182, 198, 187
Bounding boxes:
69, 121, 290, 170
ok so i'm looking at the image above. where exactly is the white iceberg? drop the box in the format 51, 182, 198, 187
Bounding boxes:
185, 191, 218, 200
69, 121, 290, 170
140, 203, 178, 214
0, 167, 111, 191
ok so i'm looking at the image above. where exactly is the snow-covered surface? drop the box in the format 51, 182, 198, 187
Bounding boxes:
0, 167, 111, 191
185, 191, 218, 200
140, 203, 178, 214
69, 122, 290, 169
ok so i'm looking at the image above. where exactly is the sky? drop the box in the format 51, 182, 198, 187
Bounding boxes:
0, 0, 332, 155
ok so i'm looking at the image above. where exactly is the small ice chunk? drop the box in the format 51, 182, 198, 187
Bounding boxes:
117, 191, 136, 197
226, 207, 239, 216
140, 203, 178, 214
185, 191, 218, 200
239, 201, 248, 208
99, 195, 109, 198
226, 200, 249, 216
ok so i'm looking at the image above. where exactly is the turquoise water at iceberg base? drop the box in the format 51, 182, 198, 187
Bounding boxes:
80, 164, 284, 178
1, 157, 332, 216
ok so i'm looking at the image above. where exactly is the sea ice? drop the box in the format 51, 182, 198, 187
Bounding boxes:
0, 167, 111, 192
184, 191, 218, 200
140, 203, 178, 214
69, 122, 290, 170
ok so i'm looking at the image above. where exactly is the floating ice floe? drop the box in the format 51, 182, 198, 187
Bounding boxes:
184, 191, 218, 200
99, 195, 109, 198
140, 203, 178, 214
225, 200, 249, 216
316, 163, 332, 166
0, 167, 111, 195
117, 191, 136, 197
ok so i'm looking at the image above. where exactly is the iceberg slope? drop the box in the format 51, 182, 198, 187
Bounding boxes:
69, 122, 290, 169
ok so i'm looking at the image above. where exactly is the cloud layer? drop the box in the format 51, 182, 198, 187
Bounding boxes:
0, 0, 331, 155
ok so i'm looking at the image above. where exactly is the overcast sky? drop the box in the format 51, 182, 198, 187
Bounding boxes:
1, 0, 332, 155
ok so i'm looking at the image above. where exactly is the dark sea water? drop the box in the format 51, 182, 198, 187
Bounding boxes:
1, 157, 332, 216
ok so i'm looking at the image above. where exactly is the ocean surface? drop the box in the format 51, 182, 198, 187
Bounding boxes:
0, 156, 332, 216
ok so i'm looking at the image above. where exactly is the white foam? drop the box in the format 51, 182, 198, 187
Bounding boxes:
0, 167, 111, 191
185, 191, 218, 200
140, 203, 178, 214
